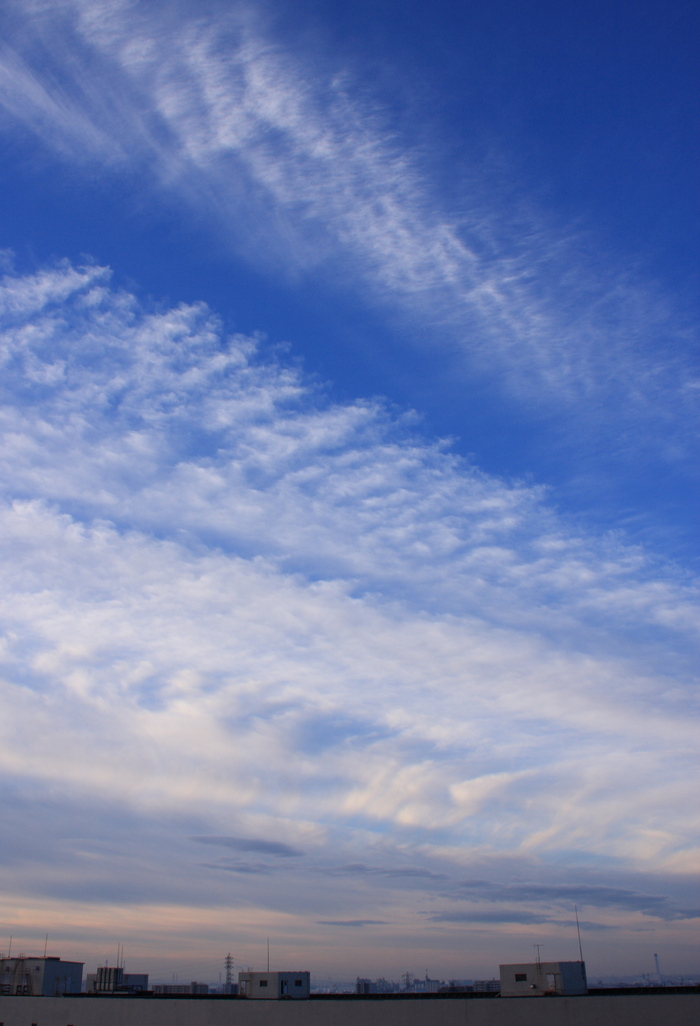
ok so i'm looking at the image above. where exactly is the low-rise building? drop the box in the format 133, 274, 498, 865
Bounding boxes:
153, 982, 209, 994
0, 956, 83, 996
238, 971, 310, 999
499, 961, 587, 997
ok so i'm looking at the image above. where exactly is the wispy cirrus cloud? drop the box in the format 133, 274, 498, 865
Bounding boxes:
0, 0, 697, 453
0, 258, 696, 967
0, 261, 696, 863
0, 0, 696, 980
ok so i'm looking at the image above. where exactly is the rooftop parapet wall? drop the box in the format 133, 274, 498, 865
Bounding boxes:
0, 993, 698, 1026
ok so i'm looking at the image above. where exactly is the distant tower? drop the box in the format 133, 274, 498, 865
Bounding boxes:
224, 953, 234, 994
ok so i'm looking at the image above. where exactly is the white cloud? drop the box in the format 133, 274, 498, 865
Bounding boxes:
0, 261, 696, 909
0, 0, 697, 958
0, 0, 697, 442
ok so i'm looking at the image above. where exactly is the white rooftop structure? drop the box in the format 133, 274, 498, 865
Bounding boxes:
238, 971, 310, 999
499, 960, 587, 997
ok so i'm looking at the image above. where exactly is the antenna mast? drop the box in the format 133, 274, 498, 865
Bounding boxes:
574, 905, 584, 962
654, 953, 662, 985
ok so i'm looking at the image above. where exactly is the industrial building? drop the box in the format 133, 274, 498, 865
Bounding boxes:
238, 971, 311, 999
85, 967, 149, 993
499, 960, 588, 996
0, 956, 83, 996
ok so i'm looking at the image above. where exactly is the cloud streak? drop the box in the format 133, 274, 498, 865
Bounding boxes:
0, 0, 697, 455
192, 837, 304, 857
318, 921, 389, 928
450, 881, 700, 922
329, 865, 447, 881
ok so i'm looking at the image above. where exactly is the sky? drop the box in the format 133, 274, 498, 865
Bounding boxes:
0, 0, 698, 987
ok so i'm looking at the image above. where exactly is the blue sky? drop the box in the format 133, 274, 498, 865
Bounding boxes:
0, 0, 698, 984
